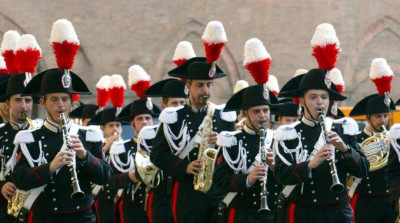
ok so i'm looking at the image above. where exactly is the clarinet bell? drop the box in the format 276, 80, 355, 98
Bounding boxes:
258, 196, 270, 213
71, 182, 85, 200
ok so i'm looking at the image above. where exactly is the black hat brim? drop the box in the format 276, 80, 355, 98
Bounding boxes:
144, 78, 188, 98
168, 57, 226, 80
350, 94, 396, 116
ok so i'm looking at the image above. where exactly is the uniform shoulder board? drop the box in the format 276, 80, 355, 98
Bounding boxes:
274, 121, 300, 141
217, 131, 240, 147
389, 124, 400, 140
138, 125, 158, 140
333, 117, 358, 136
80, 125, 103, 142
159, 106, 184, 124
13, 129, 35, 144
32, 119, 43, 129
209, 102, 237, 122
110, 139, 130, 155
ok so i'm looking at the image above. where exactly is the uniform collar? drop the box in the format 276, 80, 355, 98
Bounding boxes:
243, 124, 257, 135
363, 127, 382, 137
44, 118, 71, 133
9, 120, 29, 131
301, 116, 319, 127
189, 103, 208, 113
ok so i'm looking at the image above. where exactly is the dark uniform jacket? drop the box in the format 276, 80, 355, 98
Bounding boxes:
214, 126, 282, 219
274, 117, 369, 205
110, 138, 147, 221
12, 119, 112, 214
150, 104, 236, 222
355, 129, 390, 195
386, 124, 400, 204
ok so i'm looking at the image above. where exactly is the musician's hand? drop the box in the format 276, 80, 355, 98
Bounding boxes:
308, 145, 333, 170
186, 160, 202, 175
265, 148, 275, 170
49, 150, 74, 173
128, 171, 138, 183
1, 182, 16, 200
70, 135, 87, 159
326, 131, 347, 152
103, 133, 120, 153
209, 131, 218, 145
247, 165, 267, 186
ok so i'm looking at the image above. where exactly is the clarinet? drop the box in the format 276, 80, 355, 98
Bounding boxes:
258, 123, 270, 213
60, 112, 85, 200
317, 110, 344, 193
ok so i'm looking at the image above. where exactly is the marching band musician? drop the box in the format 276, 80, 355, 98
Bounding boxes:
213, 38, 283, 223
275, 99, 300, 125
349, 58, 397, 223
87, 107, 123, 223
139, 78, 187, 223
12, 19, 113, 222
214, 84, 283, 222
0, 73, 43, 223
70, 104, 99, 127
150, 57, 237, 223
274, 68, 369, 222
0, 31, 43, 222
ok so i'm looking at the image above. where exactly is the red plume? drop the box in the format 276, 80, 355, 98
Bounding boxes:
311, 23, 340, 71
243, 38, 271, 85
1, 30, 20, 74
201, 21, 227, 63
128, 65, 151, 99
72, 94, 79, 102
109, 74, 126, 108
96, 75, 111, 108
14, 34, 42, 74
0, 54, 7, 74
50, 19, 80, 70
369, 58, 394, 95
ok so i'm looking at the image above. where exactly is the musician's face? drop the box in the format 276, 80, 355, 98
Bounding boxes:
166, 97, 186, 108
368, 113, 388, 132
243, 105, 270, 132
131, 114, 153, 135
300, 90, 330, 120
102, 121, 122, 138
82, 118, 91, 126
6, 94, 33, 124
279, 116, 298, 125
187, 80, 213, 108
40, 93, 72, 124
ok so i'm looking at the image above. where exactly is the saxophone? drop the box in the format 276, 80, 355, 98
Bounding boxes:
193, 98, 218, 193
7, 112, 37, 217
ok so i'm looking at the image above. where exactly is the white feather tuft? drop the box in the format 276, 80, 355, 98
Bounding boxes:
50, 19, 80, 44
128, 65, 151, 86
109, 74, 126, 89
0, 54, 6, 69
233, 80, 249, 94
369, 58, 394, 79
330, 68, 345, 86
311, 23, 340, 48
173, 41, 196, 61
293, 69, 308, 77
333, 117, 358, 135
159, 106, 183, 124
243, 38, 271, 65
138, 125, 158, 140
201, 21, 228, 44
96, 75, 111, 90
15, 34, 42, 56
1, 30, 20, 52
267, 75, 279, 93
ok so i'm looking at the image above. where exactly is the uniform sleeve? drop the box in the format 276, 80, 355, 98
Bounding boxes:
214, 149, 248, 192
13, 144, 53, 190
77, 138, 112, 185
337, 127, 369, 178
274, 140, 312, 185
150, 123, 190, 182
386, 145, 400, 201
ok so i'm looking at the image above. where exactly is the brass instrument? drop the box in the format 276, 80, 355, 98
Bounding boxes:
318, 110, 344, 193
60, 112, 85, 200
135, 149, 160, 188
360, 125, 389, 171
258, 123, 270, 213
7, 111, 36, 217
193, 98, 218, 193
